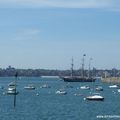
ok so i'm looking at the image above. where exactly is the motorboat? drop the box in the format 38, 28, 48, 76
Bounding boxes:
118, 89, 120, 92
6, 87, 19, 95
109, 85, 118, 88
24, 85, 35, 90
40, 84, 51, 88
85, 93, 104, 101
56, 90, 67, 95
6, 90, 19, 95
8, 87, 16, 91
96, 86, 103, 91
80, 85, 90, 90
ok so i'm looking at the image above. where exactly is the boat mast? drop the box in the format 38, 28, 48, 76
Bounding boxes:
88, 58, 92, 78
81, 54, 86, 78
14, 72, 18, 108
71, 57, 74, 77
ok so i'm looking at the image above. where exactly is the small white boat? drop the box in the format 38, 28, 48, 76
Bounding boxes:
40, 84, 51, 88
86, 93, 104, 101
109, 85, 118, 88
6, 90, 19, 95
6, 87, 19, 95
96, 86, 103, 91
118, 89, 120, 92
8, 87, 16, 91
56, 90, 67, 95
24, 85, 35, 90
80, 86, 90, 90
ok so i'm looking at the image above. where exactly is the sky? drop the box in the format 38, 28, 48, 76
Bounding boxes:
0, 0, 120, 70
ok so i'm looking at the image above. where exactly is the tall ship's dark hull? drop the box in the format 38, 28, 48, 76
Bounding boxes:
61, 76, 96, 82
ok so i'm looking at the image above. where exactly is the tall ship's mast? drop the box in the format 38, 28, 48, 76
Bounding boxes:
71, 57, 74, 77
81, 54, 86, 78
88, 58, 92, 78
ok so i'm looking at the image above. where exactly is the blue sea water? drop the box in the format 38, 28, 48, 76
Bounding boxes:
0, 77, 120, 120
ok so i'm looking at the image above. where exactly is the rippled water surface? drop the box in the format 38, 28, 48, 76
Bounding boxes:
0, 77, 120, 120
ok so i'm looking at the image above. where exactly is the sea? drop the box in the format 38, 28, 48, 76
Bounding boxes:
0, 77, 120, 120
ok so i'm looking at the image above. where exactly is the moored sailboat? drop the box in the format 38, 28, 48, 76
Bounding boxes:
6, 86, 19, 95
85, 78, 104, 101
86, 93, 104, 101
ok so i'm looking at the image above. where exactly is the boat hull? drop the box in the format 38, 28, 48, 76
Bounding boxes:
62, 77, 96, 82
56, 91, 67, 95
86, 97, 104, 101
86, 95, 104, 101
96, 87, 103, 91
24, 87, 35, 90
6, 91, 19, 95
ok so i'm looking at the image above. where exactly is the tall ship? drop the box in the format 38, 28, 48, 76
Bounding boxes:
61, 55, 96, 82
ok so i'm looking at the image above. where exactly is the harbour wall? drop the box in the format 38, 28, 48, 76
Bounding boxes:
101, 77, 120, 84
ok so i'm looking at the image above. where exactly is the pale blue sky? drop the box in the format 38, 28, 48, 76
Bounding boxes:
0, 0, 120, 69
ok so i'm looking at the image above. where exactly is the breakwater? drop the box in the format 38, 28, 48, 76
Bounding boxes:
102, 77, 120, 84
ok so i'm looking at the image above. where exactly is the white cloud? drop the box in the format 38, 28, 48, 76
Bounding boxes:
0, 0, 120, 11
0, 0, 115, 9
13, 28, 41, 41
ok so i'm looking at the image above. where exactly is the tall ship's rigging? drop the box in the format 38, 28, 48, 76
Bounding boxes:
61, 55, 96, 82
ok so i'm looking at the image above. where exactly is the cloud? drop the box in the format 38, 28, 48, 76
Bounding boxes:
13, 28, 41, 41
0, 0, 120, 12
0, 0, 115, 9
